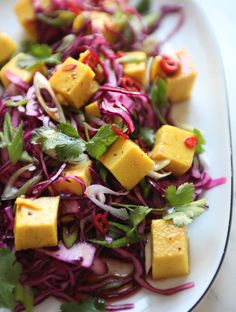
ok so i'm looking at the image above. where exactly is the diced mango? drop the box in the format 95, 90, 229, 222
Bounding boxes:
73, 11, 123, 44
49, 57, 98, 109
151, 125, 195, 176
15, 0, 50, 38
100, 137, 154, 190
151, 49, 197, 102
0, 33, 17, 63
122, 51, 147, 85
51, 161, 92, 196
84, 101, 101, 118
14, 196, 60, 251
152, 219, 189, 280
0, 53, 45, 87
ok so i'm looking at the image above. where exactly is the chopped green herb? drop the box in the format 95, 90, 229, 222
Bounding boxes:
0, 113, 23, 164
15, 284, 34, 312
32, 125, 86, 162
86, 124, 118, 159
193, 128, 206, 154
150, 78, 169, 125
164, 183, 206, 226
37, 10, 76, 27
60, 298, 106, 312
6, 98, 28, 107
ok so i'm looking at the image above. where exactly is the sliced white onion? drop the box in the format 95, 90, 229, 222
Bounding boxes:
85, 185, 129, 221
34, 72, 66, 123
147, 159, 171, 180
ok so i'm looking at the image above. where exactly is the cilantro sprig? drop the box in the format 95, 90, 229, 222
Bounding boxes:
17, 43, 61, 70
193, 128, 206, 154
164, 182, 207, 226
0, 249, 34, 311
32, 123, 119, 162
0, 113, 24, 164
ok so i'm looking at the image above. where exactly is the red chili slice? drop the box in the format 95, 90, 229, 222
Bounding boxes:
120, 76, 141, 92
83, 51, 99, 70
93, 213, 109, 235
160, 55, 179, 75
184, 136, 198, 148
116, 51, 125, 58
63, 64, 77, 72
67, 0, 81, 14
112, 124, 129, 139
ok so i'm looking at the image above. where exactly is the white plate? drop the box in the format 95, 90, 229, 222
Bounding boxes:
0, 0, 233, 311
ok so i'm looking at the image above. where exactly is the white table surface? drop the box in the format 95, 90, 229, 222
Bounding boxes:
194, 1, 236, 311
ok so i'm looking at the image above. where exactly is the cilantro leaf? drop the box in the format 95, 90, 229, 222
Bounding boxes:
57, 123, 80, 138
60, 298, 106, 312
32, 125, 86, 162
0, 249, 21, 309
164, 198, 206, 226
129, 205, 152, 228
150, 78, 168, 124
193, 128, 206, 154
15, 284, 34, 312
86, 124, 118, 159
165, 183, 195, 207
17, 43, 61, 70
0, 113, 24, 164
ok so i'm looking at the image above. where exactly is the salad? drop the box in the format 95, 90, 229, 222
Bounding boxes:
0, 0, 226, 311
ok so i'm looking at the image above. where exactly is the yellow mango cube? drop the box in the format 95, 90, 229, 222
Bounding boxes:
0, 53, 45, 87
122, 51, 147, 85
51, 161, 92, 196
73, 11, 122, 44
0, 33, 17, 63
15, 0, 50, 38
84, 101, 101, 118
49, 57, 98, 109
151, 125, 195, 176
100, 137, 154, 190
152, 219, 189, 280
151, 49, 197, 102
14, 196, 60, 251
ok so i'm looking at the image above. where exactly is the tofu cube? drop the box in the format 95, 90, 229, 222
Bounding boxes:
100, 137, 154, 190
0, 53, 45, 87
84, 101, 101, 118
51, 160, 92, 196
122, 51, 147, 85
151, 49, 197, 102
151, 125, 195, 176
73, 11, 122, 44
15, 0, 50, 38
49, 57, 98, 109
14, 196, 60, 251
0, 33, 17, 63
152, 219, 189, 280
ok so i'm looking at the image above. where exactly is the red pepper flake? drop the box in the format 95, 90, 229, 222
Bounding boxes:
93, 213, 109, 236
63, 64, 77, 72
112, 124, 129, 139
160, 55, 179, 75
120, 76, 141, 92
184, 136, 198, 149
83, 51, 99, 70
116, 51, 125, 58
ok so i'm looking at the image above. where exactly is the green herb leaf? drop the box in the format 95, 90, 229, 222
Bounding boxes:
0, 249, 21, 309
129, 205, 152, 228
193, 128, 206, 154
15, 284, 34, 312
57, 123, 80, 138
0, 113, 24, 164
6, 98, 28, 107
86, 124, 118, 159
60, 298, 106, 312
150, 78, 168, 125
164, 198, 206, 226
37, 10, 76, 27
109, 221, 131, 233
165, 183, 195, 207
32, 125, 86, 162
136, 0, 151, 14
